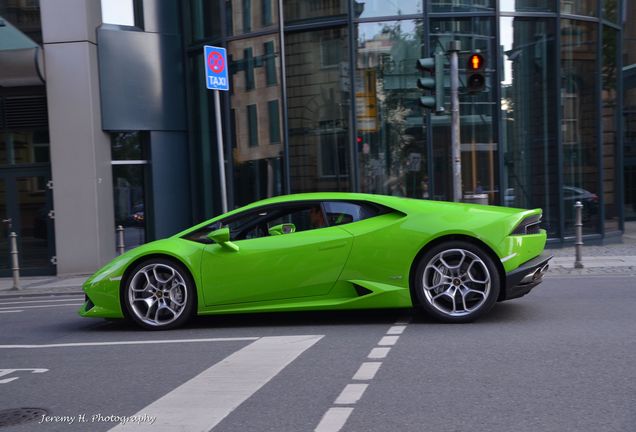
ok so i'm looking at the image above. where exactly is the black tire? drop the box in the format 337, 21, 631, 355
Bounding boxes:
412, 240, 500, 323
121, 258, 196, 330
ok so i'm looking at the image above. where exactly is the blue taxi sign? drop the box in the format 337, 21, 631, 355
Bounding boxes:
204, 46, 229, 91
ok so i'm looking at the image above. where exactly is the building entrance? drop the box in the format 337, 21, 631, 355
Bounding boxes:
0, 167, 55, 276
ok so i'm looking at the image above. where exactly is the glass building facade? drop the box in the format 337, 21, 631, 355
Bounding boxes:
182, 0, 624, 242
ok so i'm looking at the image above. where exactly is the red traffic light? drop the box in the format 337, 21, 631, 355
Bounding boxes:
468, 54, 484, 70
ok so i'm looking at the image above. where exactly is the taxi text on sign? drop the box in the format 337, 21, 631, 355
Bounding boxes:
204, 46, 229, 91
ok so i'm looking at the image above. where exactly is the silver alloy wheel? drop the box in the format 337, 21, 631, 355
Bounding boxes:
128, 263, 188, 327
421, 248, 491, 317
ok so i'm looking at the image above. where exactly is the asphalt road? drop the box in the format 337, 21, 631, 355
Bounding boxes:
0, 275, 634, 432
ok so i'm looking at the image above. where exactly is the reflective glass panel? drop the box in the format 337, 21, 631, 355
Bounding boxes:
111, 132, 144, 160
353, 0, 422, 19
602, 26, 619, 231
500, 17, 558, 236
602, 0, 618, 22
0, 1, 43, 44
16, 175, 51, 270
113, 165, 146, 250
356, 20, 429, 198
0, 179, 7, 271
431, 0, 493, 13
228, 35, 284, 207
285, 27, 351, 192
626, 86, 636, 221
284, 0, 348, 24
626, 14, 636, 222
561, 19, 599, 235
500, 0, 555, 12
0, 131, 50, 166
429, 18, 498, 204
561, 0, 597, 16
226, 0, 279, 36
187, 0, 222, 42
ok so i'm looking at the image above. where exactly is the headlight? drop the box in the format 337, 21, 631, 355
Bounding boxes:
511, 214, 542, 235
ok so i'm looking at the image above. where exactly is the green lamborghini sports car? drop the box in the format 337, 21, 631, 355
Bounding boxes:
80, 193, 551, 329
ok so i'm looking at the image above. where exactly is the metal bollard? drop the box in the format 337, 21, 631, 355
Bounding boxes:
574, 201, 584, 268
116, 225, 125, 255
9, 232, 20, 290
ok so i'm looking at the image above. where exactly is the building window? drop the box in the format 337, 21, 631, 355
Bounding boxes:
111, 132, 149, 250
244, 47, 255, 90
100, 0, 143, 28
242, 0, 251, 32
262, 0, 272, 26
264, 41, 277, 86
561, 19, 599, 235
247, 104, 259, 147
320, 37, 342, 68
285, 27, 351, 192
231, 109, 237, 148
268, 100, 280, 144
500, 17, 559, 236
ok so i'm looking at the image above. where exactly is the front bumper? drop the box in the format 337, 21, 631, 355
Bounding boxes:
503, 254, 552, 301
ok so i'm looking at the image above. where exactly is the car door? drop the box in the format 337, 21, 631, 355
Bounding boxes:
199, 202, 354, 306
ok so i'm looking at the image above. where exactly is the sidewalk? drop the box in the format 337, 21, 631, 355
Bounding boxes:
1, 223, 635, 297
0, 275, 88, 298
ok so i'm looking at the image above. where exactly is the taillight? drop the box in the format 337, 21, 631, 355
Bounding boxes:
511, 214, 542, 235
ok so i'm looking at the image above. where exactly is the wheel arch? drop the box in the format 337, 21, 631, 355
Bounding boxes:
408, 234, 507, 303
119, 253, 199, 319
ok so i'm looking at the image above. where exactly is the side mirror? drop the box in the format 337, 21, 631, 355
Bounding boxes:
207, 227, 239, 252
268, 223, 296, 236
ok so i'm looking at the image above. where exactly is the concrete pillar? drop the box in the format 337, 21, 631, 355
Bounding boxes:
40, 0, 116, 275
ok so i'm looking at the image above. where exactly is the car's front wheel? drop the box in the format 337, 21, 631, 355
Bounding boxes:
122, 259, 195, 330
413, 241, 500, 323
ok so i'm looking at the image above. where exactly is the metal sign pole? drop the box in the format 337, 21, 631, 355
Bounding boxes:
214, 89, 228, 213
448, 41, 462, 203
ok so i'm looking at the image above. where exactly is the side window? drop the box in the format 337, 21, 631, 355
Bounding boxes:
323, 201, 381, 226
265, 204, 326, 232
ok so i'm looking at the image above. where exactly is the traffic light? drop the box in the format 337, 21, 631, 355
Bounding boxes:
466, 53, 485, 93
416, 52, 445, 114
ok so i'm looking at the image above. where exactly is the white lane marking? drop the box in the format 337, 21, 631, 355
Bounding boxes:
110, 335, 323, 432
334, 383, 368, 405
315, 408, 353, 432
378, 335, 399, 346
352, 362, 382, 381
0, 310, 23, 314
0, 337, 259, 349
368, 347, 391, 359
0, 303, 81, 311
0, 297, 83, 306
0, 368, 48, 384
314, 407, 354, 432
386, 325, 406, 335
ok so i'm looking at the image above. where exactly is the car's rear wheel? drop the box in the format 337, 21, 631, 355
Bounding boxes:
413, 241, 500, 323
122, 259, 195, 330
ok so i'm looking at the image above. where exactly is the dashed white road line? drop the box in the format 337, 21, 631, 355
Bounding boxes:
110, 335, 323, 431
315, 317, 411, 432
315, 408, 354, 432
352, 362, 382, 381
0, 310, 23, 314
386, 325, 406, 335
368, 347, 391, 359
334, 383, 368, 404
378, 335, 399, 346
